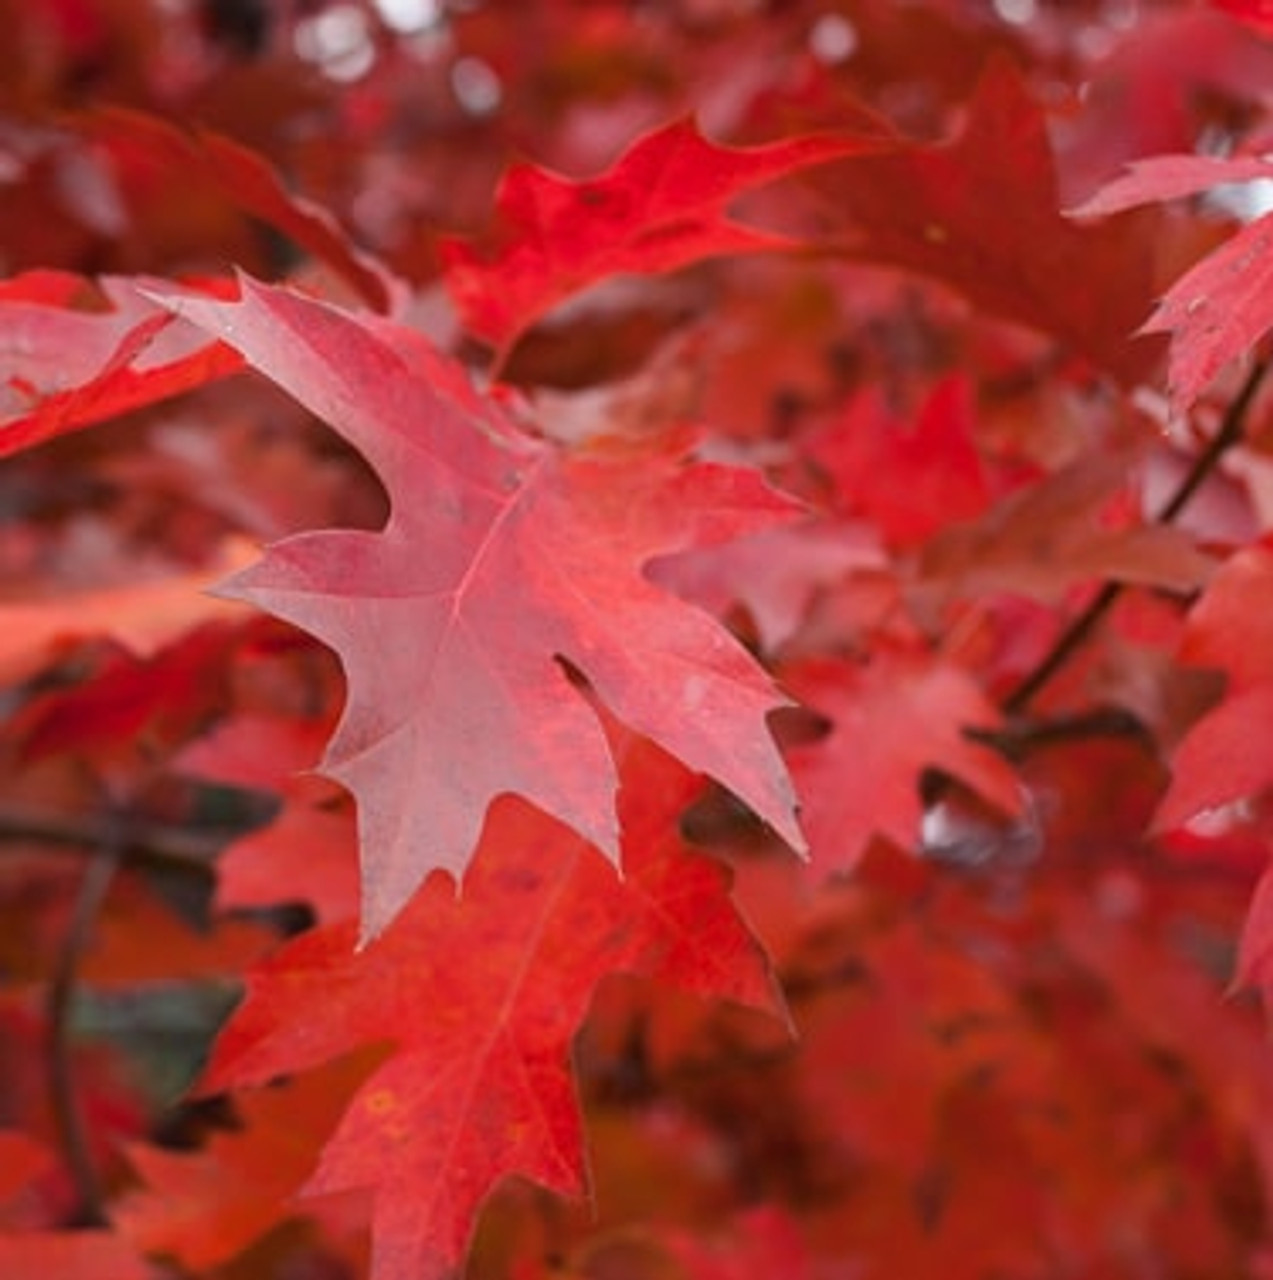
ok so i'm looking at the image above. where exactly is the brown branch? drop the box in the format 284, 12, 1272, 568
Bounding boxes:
967, 705, 1152, 760
0, 802, 244, 878
46, 820, 124, 1227
1002, 357, 1271, 717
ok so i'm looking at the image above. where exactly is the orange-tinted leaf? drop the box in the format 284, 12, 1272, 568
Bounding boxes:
115, 1059, 368, 1270
0, 538, 253, 683
0, 1230, 149, 1280
0, 1132, 53, 1209
156, 275, 804, 938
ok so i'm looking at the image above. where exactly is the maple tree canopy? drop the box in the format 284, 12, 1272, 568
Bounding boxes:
5, 3, 1273, 1279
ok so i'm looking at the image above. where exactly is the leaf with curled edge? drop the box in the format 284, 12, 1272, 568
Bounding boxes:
0, 271, 241, 459
152, 275, 804, 939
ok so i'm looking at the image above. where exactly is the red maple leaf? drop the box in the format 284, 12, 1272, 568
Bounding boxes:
807, 60, 1161, 384
153, 275, 804, 938
807, 375, 991, 547
440, 117, 882, 359
784, 653, 1021, 872
202, 737, 780, 1280
1155, 542, 1273, 831
1074, 151, 1273, 406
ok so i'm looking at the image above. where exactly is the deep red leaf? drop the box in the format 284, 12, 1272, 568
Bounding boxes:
440, 117, 882, 357
115, 1059, 369, 1269
807, 376, 991, 547
808, 60, 1161, 384
80, 108, 399, 312
1076, 149, 1273, 406
155, 275, 805, 938
1156, 543, 1273, 829
202, 738, 780, 1280
1141, 213, 1273, 407
784, 653, 1020, 872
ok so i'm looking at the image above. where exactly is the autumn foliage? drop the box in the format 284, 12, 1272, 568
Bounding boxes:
10, 1, 1273, 1277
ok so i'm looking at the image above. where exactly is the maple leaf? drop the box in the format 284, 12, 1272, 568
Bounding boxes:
155, 275, 804, 938
807, 60, 1161, 384
912, 453, 1214, 616
650, 517, 885, 653
1074, 151, 1273, 406
440, 117, 883, 359
784, 653, 1020, 872
79, 108, 398, 312
807, 375, 991, 547
1155, 542, 1273, 830
114, 1058, 369, 1269
202, 738, 780, 1280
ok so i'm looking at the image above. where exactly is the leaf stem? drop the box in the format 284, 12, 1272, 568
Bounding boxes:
1003, 357, 1270, 717
47, 821, 124, 1226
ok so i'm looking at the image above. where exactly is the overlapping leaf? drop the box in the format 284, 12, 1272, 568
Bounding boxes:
1075, 150, 1273, 405
807, 61, 1161, 384
0, 272, 240, 457
440, 117, 885, 357
784, 653, 1020, 872
203, 738, 780, 1280
155, 275, 804, 937
1155, 541, 1273, 830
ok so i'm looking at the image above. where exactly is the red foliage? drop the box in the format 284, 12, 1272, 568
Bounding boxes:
4, 4, 1273, 1280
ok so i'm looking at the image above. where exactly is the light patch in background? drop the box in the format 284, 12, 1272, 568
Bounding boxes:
451, 56, 502, 115
809, 13, 858, 63
294, 4, 376, 81
993, 0, 1038, 23
373, 0, 443, 34
1206, 176, 1273, 223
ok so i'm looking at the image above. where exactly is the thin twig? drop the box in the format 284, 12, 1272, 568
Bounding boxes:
1003, 357, 1270, 717
0, 802, 248, 877
47, 819, 125, 1226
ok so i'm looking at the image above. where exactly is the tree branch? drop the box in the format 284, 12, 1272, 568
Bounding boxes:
46, 821, 124, 1227
0, 802, 247, 878
1002, 357, 1270, 717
